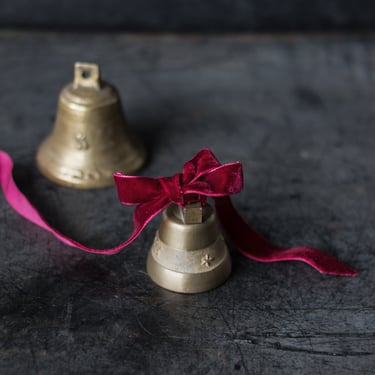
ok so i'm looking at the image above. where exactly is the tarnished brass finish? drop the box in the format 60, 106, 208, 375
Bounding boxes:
36, 62, 146, 189
147, 203, 231, 293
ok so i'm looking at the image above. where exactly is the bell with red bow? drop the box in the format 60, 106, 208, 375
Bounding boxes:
114, 148, 244, 293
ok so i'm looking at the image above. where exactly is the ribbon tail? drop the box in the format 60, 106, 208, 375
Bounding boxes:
214, 196, 358, 276
0, 151, 169, 255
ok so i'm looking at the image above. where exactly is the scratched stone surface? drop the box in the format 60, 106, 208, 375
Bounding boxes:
0, 32, 374, 374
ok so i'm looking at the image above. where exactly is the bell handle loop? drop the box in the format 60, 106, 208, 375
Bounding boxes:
73, 62, 101, 90
177, 202, 203, 224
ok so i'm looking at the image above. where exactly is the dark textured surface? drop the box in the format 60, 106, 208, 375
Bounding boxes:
1, 1, 375, 32
0, 32, 374, 374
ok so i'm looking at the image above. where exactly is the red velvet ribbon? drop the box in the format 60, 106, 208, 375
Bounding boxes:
0, 149, 357, 276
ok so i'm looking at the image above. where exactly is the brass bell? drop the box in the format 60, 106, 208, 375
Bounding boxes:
147, 202, 231, 293
36, 62, 146, 189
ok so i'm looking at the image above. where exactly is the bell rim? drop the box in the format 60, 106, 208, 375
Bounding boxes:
36, 138, 147, 189
146, 246, 232, 294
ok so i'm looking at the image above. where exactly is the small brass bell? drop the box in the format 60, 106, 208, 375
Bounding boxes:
36, 62, 146, 189
147, 202, 231, 293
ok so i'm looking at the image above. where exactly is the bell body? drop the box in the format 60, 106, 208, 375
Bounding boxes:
147, 203, 231, 293
36, 62, 146, 189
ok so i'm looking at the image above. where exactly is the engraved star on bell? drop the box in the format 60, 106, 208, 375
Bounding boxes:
36, 62, 146, 189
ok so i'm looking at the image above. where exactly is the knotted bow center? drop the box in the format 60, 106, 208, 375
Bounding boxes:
159, 173, 205, 206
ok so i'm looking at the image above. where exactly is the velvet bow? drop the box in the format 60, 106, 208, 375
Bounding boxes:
114, 148, 243, 230
0, 149, 357, 276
